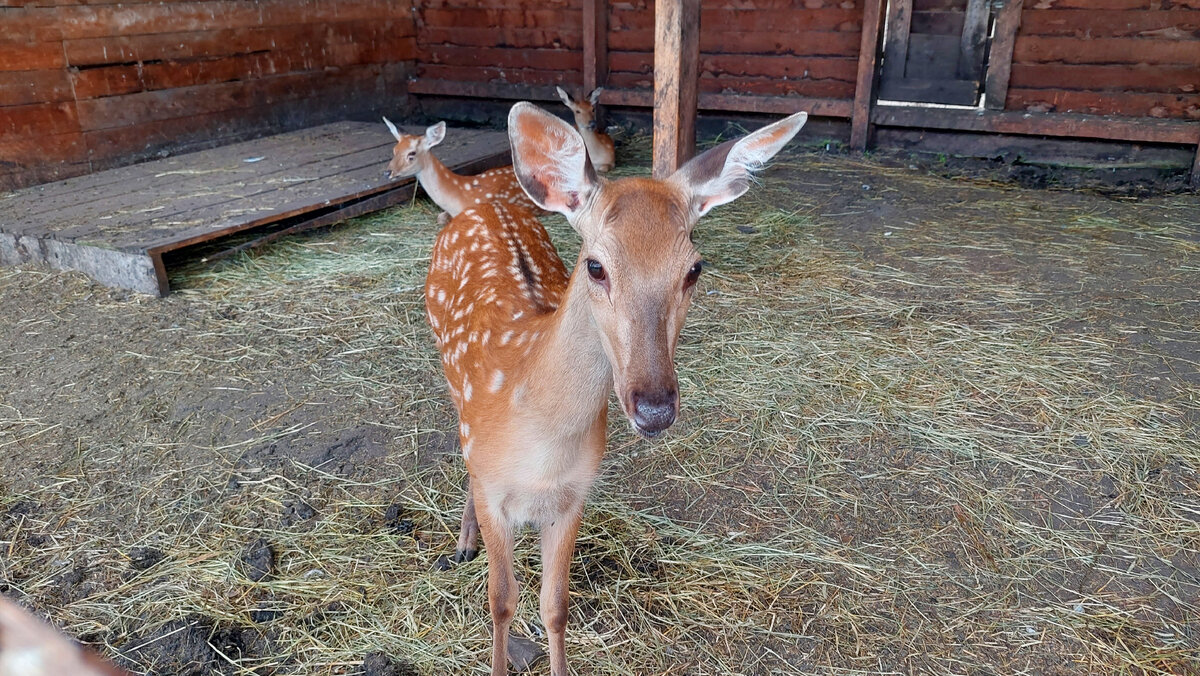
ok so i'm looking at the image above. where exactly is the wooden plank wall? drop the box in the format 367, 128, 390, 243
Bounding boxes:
414, 0, 864, 102
415, 0, 585, 92
1006, 0, 1200, 120
1, 0, 416, 191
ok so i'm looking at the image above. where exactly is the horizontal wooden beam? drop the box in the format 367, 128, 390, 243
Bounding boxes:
871, 106, 1200, 146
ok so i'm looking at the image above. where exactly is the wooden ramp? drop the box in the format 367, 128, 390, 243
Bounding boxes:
0, 121, 511, 296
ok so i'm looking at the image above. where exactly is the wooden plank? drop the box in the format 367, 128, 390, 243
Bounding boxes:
583, 0, 608, 95
1006, 88, 1200, 119
881, 0, 913, 81
652, 0, 700, 178
851, 0, 886, 149
871, 105, 1200, 144
984, 0, 1022, 110
1013, 36, 1200, 66
420, 26, 581, 50
418, 45, 582, 71
1020, 9, 1200, 38
420, 8, 580, 30
0, 70, 73, 106
610, 7, 863, 33
879, 78, 979, 105
0, 101, 78, 140
910, 10, 965, 35
0, 41, 65, 71
956, 0, 988, 80
10, 124, 400, 227
610, 29, 863, 56
609, 52, 860, 81
903, 33, 961, 80
1008, 63, 1197, 94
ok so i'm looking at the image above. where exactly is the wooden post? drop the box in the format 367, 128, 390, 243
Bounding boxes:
652, 0, 700, 178
1190, 144, 1200, 189
984, 0, 1023, 110
583, 0, 608, 96
850, 0, 886, 151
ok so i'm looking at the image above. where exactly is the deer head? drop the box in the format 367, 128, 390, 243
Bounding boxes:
383, 118, 445, 180
555, 87, 603, 131
508, 103, 807, 437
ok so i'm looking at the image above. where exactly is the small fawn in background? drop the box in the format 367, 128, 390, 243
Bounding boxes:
425, 102, 807, 676
555, 87, 615, 172
383, 118, 539, 223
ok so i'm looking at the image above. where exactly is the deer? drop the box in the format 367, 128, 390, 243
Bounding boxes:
555, 87, 616, 172
382, 118, 540, 225
424, 101, 806, 676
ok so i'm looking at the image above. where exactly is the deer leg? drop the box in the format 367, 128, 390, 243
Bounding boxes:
455, 478, 480, 563
474, 491, 517, 676
540, 505, 584, 676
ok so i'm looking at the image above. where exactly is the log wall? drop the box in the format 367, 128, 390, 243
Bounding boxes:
1006, 0, 1200, 120
1, 0, 416, 191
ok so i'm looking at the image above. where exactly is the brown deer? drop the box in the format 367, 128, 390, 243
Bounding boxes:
383, 118, 540, 224
425, 102, 807, 675
555, 87, 616, 172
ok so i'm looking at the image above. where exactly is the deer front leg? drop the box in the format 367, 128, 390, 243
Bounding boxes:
475, 491, 517, 676
455, 477, 480, 562
540, 505, 584, 676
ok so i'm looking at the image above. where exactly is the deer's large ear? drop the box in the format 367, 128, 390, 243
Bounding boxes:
508, 102, 597, 219
382, 117, 402, 141
555, 86, 573, 107
669, 111, 807, 219
587, 87, 603, 106
423, 121, 446, 148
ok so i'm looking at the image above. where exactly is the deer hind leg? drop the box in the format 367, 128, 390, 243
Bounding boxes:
474, 490, 517, 676
539, 505, 584, 676
454, 477, 480, 563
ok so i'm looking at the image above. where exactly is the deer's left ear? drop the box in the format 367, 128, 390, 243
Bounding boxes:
423, 121, 446, 148
668, 111, 807, 219
508, 102, 598, 222
587, 88, 603, 106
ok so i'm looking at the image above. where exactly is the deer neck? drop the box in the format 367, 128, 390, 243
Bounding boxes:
416, 152, 467, 215
521, 267, 612, 439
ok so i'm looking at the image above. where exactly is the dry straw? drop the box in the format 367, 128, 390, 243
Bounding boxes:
1, 134, 1196, 674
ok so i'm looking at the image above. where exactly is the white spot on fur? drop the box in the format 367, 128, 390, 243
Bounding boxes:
490, 370, 505, 392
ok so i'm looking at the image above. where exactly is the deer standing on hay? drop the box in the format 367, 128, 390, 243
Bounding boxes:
555, 87, 616, 173
383, 118, 540, 224
424, 101, 806, 675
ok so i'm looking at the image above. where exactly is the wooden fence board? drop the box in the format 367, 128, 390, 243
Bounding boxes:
1013, 36, 1200, 65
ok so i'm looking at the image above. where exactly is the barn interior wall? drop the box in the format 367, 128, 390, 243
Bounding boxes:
0, 0, 416, 192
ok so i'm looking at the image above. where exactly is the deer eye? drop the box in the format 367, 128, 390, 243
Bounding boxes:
684, 261, 702, 288
407, 152, 416, 160
586, 258, 606, 282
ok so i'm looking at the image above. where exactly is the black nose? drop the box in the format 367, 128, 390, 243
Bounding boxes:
632, 389, 677, 436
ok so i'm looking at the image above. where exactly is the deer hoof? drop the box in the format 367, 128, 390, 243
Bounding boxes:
453, 547, 478, 564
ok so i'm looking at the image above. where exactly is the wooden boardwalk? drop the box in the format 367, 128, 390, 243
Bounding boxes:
0, 121, 511, 296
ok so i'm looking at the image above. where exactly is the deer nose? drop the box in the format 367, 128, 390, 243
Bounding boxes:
631, 389, 677, 437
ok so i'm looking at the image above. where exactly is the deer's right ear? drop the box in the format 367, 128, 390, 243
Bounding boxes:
382, 117, 401, 141
508, 102, 597, 218
424, 121, 446, 148
555, 86, 572, 107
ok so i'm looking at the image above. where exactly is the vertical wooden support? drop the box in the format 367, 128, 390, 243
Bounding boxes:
652, 0, 700, 178
850, 0, 886, 151
984, 0, 1023, 110
958, 0, 990, 80
583, 0, 609, 96
880, 0, 911, 82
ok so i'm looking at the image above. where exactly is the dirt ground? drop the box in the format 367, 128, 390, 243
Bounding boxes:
1, 138, 1197, 675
